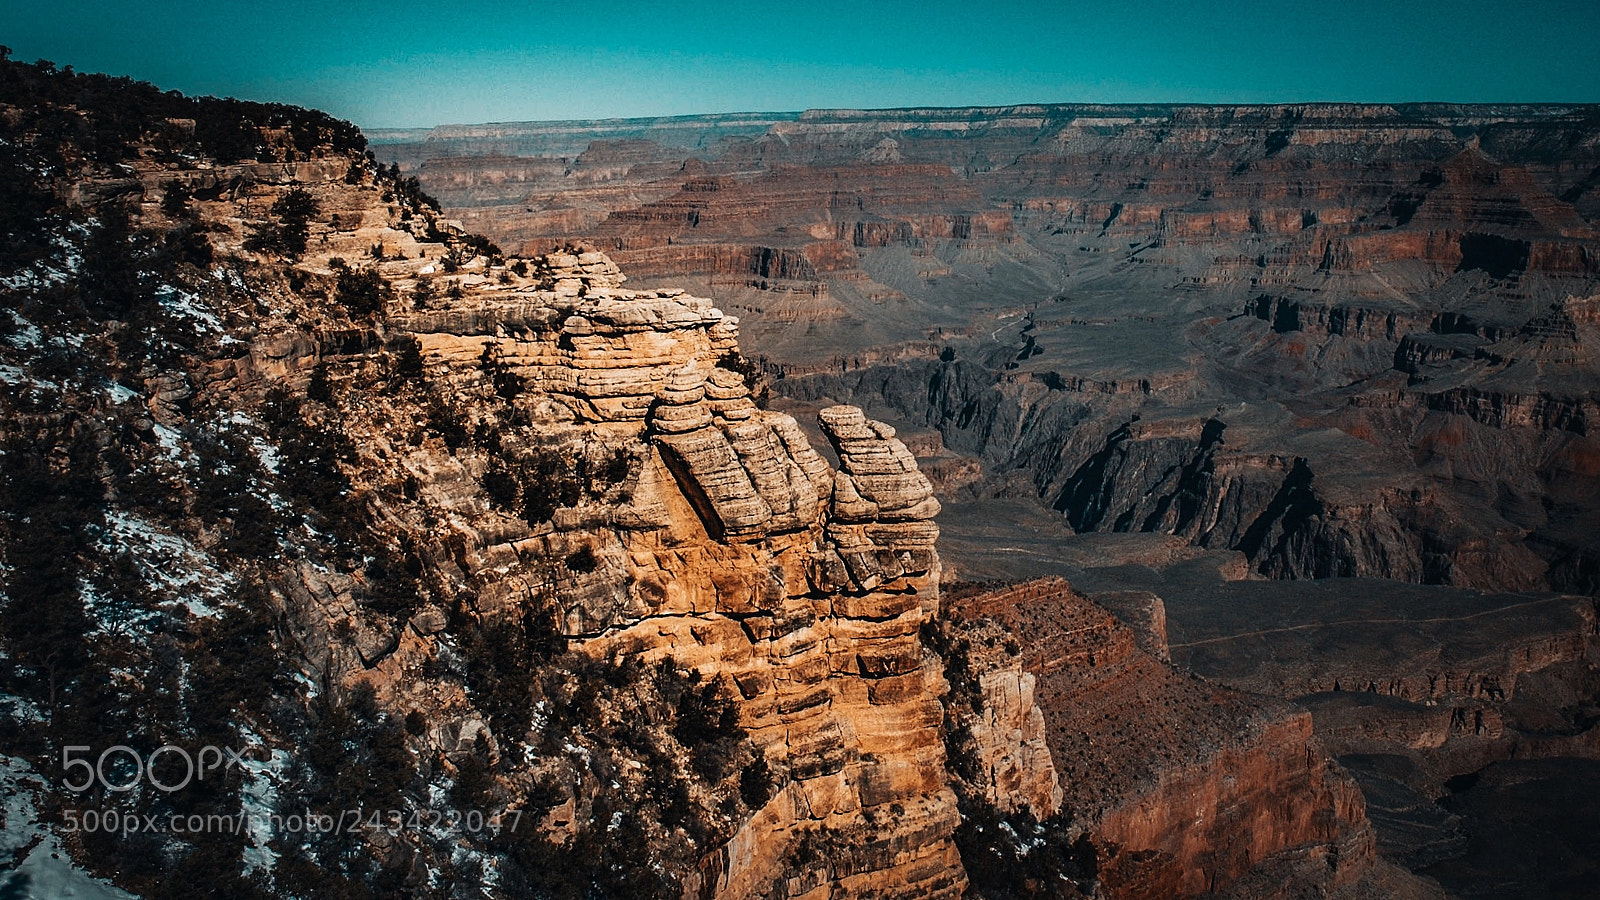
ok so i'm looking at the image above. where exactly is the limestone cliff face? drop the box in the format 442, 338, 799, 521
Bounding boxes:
967, 666, 1063, 820
0, 73, 972, 889
936, 614, 1065, 821
361, 251, 967, 898
42, 111, 971, 892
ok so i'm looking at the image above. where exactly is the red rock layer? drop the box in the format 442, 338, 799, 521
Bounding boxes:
950, 578, 1374, 898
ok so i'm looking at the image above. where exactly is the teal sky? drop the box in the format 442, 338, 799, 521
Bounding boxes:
4, 0, 1598, 128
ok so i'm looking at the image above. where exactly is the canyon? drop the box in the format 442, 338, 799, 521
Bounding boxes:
370, 101, 1600, 896
0, 61, 1460, 900
371, 103, 1600, 603
0, 55, 1597, 898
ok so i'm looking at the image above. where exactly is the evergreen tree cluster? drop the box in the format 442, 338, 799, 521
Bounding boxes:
0, 47, 366, 168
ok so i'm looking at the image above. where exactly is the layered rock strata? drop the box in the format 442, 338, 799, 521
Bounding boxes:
9, 66, 1495, 900
384, 250, 966, 898
375, 104, 1600, 602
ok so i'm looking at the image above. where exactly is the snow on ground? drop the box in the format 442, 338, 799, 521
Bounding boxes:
0, 755, 44, 859
0, 693, 44, 726
0, 755, 137, 900
288, 671, 320, 701
103, 381, 140, 405
0, 226, 86, 292
100, 510, 233, 619
234, 730, 290, 875
3, 838, 140, 900
155, 285, 223, 334
226, 412, 282, 475
0, 266, 70, 292
150, 423, 185, 461
3, 313, 42, 349
211, 266, 251, 292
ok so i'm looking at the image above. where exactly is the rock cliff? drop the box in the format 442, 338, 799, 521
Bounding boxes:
946, 579, 1379, 898
374, 250, 967, 897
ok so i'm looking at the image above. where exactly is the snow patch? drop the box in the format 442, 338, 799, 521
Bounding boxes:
155, 284, 223, 333
2, 839, 139, 900
102, 381, 140, 405
151, 423, 184, 460
100, 510, 233, 618
4, 314, 41, 348
289, 671, 320, 700
0, 227, 87, 292
0, 755, 137, 900
0, 755, 45, 858
226, 412, 282, 475
236, 741, 290, 875
0, 267, 70, 291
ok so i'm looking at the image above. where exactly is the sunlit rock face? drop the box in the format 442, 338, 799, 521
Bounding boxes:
0, 73, 972, 893
357, 248, 970, 897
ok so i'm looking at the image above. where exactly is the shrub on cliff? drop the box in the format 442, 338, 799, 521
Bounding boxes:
480, 467, 520, 510
360, 548, 425, 622
243, 186, 319, 259
261, 387, 358, 542
193, 430, 282, 557
394, 337, 425, 379
475, 660, 763, 899
457, 601, 566, 744
393, 174, 440, 213
160, 179, 191, 218
716, 350, 770, 407
478, 345, 523, 399
740, 752, 774, 808
955, 804, 1098, 900
520, 449, 583, 524
332, 265, 389, 316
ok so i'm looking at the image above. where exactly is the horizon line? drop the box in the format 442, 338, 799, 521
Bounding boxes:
361, 99, 1600, 134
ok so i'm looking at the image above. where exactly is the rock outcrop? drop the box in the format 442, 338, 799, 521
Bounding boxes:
0, 64, 982, 897
374, 251, 969, 897
948, 578, 1377, 898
